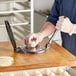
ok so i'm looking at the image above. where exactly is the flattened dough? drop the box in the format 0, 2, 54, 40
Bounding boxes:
0, 56, 13, 67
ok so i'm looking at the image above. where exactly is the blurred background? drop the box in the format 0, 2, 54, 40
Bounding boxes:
0, 0, 31, 41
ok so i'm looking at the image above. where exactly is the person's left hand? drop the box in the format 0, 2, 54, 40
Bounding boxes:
56, 16, 73, 35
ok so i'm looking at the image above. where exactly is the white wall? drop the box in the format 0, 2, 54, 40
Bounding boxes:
34, 0, 55, 32
34, 0, 54, 11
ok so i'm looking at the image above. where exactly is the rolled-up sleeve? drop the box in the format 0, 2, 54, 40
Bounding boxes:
47, 0, 60, 25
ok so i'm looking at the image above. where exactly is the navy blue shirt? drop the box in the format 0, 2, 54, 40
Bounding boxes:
47, 0, 76, 55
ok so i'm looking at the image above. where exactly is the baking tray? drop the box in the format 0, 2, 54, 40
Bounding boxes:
25, 66, 76, 76
0, 66, 76, 76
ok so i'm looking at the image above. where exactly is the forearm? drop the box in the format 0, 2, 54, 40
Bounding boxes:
39, 21, 56, 38
72, 24, 76, 34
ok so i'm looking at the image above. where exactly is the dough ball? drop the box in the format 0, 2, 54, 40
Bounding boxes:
31, 70, 42, 76
42, 69, 51, 76
0, 56, 13, 67
54, 68, 71, 76
55, 68, 65, 74
31, 41, 36, 48
0, 72, 14, 76
14, 71, 29, 76
48, 72, 55, 76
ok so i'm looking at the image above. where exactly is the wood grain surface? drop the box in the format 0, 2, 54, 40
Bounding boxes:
0, 39, 76, 72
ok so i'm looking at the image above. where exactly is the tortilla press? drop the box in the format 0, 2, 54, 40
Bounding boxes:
5, 20, 57, 54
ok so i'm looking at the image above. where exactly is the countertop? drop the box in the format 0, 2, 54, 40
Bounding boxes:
0, 39, 76, 72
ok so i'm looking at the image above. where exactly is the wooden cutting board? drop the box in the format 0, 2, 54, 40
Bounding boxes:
0, 39, 76, 72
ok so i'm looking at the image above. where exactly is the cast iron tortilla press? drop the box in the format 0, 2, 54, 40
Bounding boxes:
5, 20, 57, 54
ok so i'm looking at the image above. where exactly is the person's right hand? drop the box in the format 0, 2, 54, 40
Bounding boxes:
24, 33, 44, 47
56, 16, 73, 35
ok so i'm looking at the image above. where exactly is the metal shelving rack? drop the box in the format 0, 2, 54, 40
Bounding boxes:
0, 0, 33, 41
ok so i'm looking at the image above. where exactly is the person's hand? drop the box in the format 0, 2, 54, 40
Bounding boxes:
24, 33, 44, 47
56, 16, 73, 35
